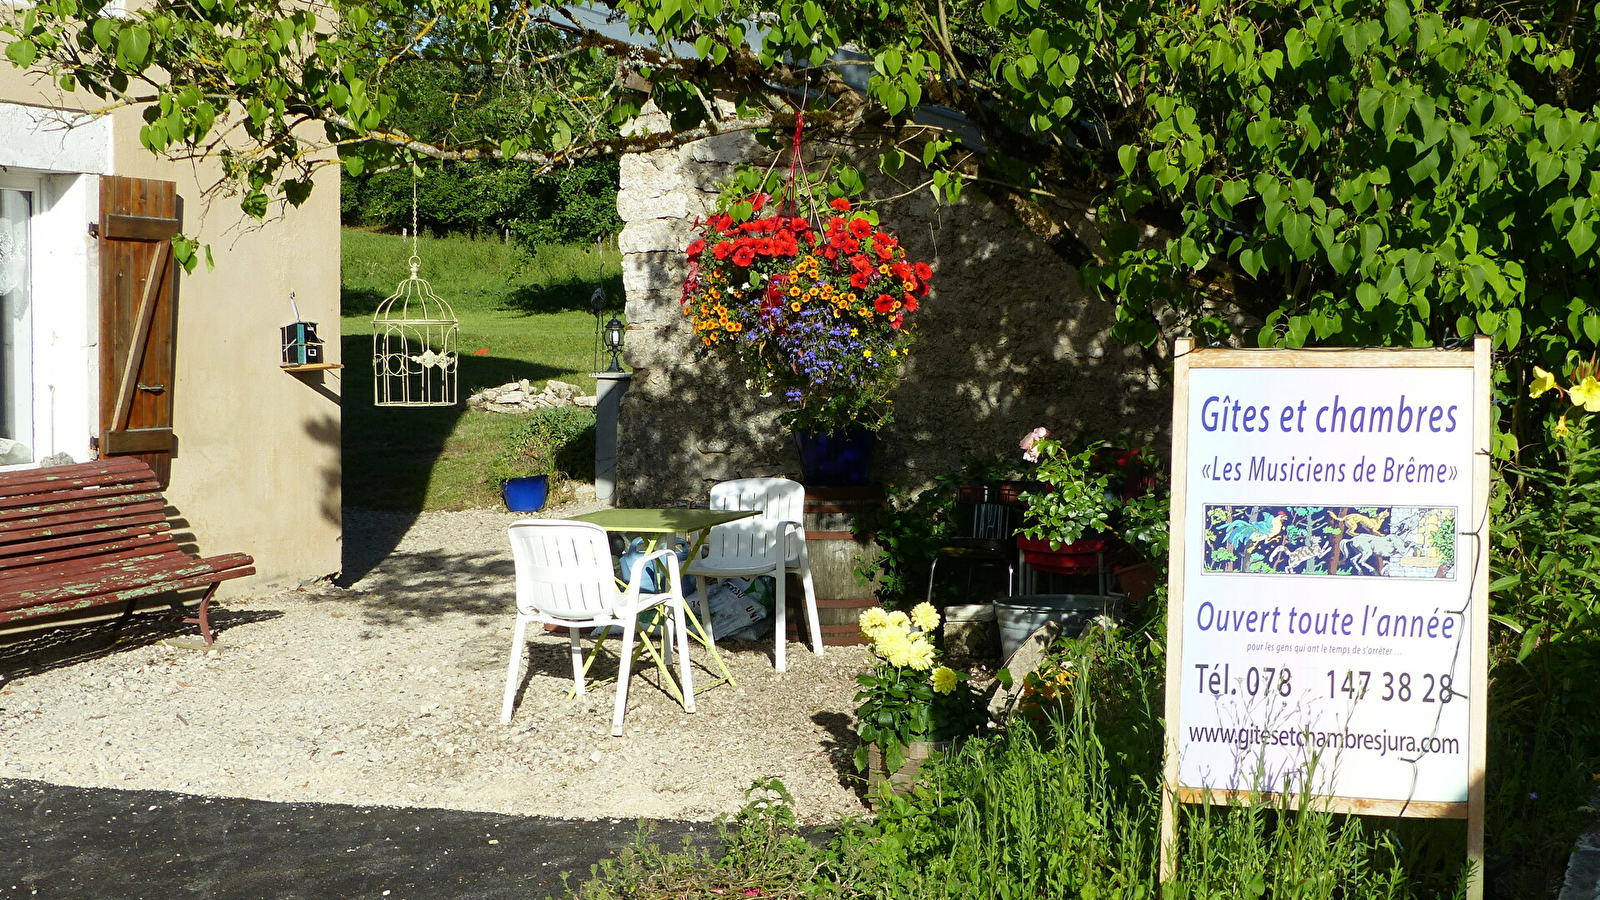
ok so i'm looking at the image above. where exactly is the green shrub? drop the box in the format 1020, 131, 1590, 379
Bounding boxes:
496, 406, 596, 485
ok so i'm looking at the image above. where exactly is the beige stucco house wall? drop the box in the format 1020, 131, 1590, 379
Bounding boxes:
0, 70, 342, 594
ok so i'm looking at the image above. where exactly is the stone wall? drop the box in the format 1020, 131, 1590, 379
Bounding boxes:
616, 111, 1171, 505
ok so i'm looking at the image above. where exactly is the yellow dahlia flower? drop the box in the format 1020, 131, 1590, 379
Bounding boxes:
910, 602, 940, 633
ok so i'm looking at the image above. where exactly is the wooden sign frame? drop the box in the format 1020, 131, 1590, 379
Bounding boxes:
1158, 337, 1490, 899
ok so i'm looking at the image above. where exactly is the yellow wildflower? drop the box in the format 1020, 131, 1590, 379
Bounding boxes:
1530, 367, 1557, 399
790, 302, 801, 312
910, 602, 940, 632
931, 666, 958, 694
1572, 375, 1600, 412
789, 287, 802, 297
906, 636, 936, 671
1554, 414, 1572, 438
864, 349, 873, 358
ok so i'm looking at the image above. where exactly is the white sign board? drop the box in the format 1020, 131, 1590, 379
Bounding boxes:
1160, 342, 1489, 884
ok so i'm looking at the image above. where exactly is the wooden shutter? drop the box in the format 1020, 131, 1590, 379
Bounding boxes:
98, 177, 181, 488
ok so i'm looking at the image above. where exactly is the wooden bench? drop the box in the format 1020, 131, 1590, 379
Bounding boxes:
0, 458, 255, 644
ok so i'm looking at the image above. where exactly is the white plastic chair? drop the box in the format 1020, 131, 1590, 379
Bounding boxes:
500, 519, 695, 736
685, 478, 822, 671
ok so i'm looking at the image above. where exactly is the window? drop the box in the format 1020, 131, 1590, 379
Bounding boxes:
0, 186, 33, 465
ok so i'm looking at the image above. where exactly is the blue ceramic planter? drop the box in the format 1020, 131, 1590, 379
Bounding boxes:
796, 430, 875, 487
502, 475, 550, 512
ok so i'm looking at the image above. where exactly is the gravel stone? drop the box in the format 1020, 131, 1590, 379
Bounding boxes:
0, 493, 871, 824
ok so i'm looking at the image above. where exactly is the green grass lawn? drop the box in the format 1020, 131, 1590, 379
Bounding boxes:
341, 228, 622, 510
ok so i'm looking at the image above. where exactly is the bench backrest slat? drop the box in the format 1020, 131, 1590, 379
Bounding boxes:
0, 522, 173, 565
0, 526, 175, 570
0, 491, 168, 524
0, 514, 172, 553
0, 458, 158, 502
0, 502, 170, 539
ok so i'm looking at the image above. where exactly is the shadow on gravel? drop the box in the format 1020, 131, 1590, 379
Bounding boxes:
502, 633, 686, 714
0, 608, 284, 686
337, 549, 516, 626
810, 711, 864, 795
1, 777, 716, 900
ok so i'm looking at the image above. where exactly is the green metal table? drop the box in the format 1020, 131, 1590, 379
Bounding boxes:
566, 508, 757, 689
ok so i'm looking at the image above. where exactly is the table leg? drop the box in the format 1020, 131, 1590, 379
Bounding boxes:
679, 527, 736, 689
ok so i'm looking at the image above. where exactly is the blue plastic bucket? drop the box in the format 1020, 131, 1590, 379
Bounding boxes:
502, 475, 550, 512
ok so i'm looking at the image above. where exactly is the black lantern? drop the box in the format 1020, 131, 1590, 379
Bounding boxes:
603, 315, 626, 372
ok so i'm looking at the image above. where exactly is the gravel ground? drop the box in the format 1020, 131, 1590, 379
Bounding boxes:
0, 490, 873, 825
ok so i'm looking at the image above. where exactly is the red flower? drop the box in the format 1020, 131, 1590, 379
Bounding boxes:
827, 216, 846, 233
890, 262, 912, 281
473, 348, 490, 356
751, 192, 770, 213
875, 294, 897, 313
732, 245, 757, 267
848, 218, 872, 239
755, 237, 774, 256
713, 241, 733, 261
874, 242, 894, 261
850, 271, 872, 290
830, 197, 852, 212
686, 239, 706, 258
841, 236, 861, 255
890, 314, 904, 330
903, 295, 919, 312
913, 261, 933, 281
851, 255, 874, 273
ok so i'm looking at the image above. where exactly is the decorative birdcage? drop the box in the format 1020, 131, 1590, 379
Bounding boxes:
372, 245, 459, 407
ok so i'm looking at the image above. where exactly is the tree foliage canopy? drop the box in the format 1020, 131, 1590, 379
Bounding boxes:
5, 0, 1599, 444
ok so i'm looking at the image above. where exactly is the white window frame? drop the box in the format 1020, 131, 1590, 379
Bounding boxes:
0, 168, 99, 471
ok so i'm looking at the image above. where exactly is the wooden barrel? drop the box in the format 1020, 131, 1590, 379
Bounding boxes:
787, 485, 884, 646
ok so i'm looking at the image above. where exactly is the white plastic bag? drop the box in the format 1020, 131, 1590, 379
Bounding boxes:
705, 576, 775, 641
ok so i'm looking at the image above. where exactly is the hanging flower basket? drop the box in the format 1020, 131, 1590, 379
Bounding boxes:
680, 120, 934, 436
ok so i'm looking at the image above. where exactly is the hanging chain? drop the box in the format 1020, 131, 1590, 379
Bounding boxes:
409, 179, 421, 277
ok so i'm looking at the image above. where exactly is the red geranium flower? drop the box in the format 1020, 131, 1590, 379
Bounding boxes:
686, 239, 706, 258
850, 271, 872, 289
848, 218, 873, 239
830, 197, 852, 212
713, 241, 733, 261
913, 261, 933, 281
732, 245, 757, 267
841, 236, 861, 255
875, 294, 897, 313
851, 255, 875, 273
903, 295, 919, 312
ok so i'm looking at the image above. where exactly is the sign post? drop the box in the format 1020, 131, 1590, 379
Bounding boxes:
1159, 338, 1489, 899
